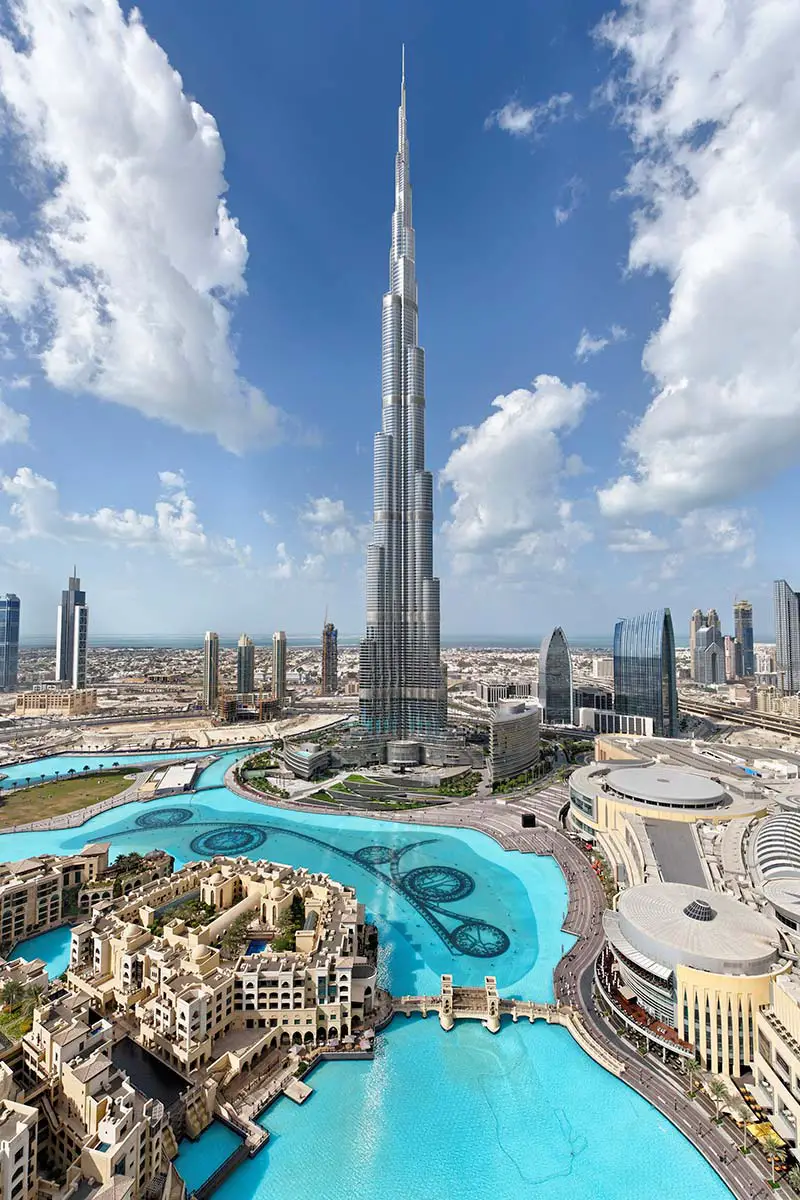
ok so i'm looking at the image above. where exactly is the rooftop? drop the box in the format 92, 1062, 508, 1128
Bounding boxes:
605, 765, 726, 807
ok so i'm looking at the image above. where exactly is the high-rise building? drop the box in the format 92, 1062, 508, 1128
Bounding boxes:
321, 621, 338, 696
724, 635, 738, 683
613, 608, 678, 737
358, 53, 447, 740
689, 608, 704, 681
237, 634, 255, 695
538, 627, 573, 724
272, 630, 287, 704
203, 631, 219, 709
695, 625, 724, 685
55, 569, 88, 689
734, 600, 754, 677
774, 580, 800, 694
0, 595, 20, 692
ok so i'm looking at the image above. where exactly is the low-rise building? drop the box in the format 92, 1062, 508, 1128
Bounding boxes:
14, 690, 97, 717
0, 1099, 38, 1200
0, 846, 110, 953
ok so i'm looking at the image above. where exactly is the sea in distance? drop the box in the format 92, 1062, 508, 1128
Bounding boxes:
19, 633, 695, 650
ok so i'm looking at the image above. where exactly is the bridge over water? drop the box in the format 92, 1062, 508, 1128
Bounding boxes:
393, 975, 624, 1078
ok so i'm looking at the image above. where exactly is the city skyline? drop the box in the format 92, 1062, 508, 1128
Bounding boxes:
0, 2, 791, 636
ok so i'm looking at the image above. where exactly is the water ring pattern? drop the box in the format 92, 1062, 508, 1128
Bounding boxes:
135, 808, 193, 829
190, 826, 267, 856
402, 866, 474, 903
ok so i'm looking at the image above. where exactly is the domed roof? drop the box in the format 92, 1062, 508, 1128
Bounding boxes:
209, 872, 224, 884
123, 922, 141, 938
271, 883, 285, 900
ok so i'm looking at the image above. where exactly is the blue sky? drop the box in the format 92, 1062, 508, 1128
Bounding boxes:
0, 0, 795, 640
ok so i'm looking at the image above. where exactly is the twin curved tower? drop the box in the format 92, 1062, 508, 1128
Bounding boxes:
359, 56, 447, 738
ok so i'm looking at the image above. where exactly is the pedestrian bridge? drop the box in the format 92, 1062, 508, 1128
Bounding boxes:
393, 975, 624, 1078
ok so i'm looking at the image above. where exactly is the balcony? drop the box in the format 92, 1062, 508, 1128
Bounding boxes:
595, 950, 693, 1058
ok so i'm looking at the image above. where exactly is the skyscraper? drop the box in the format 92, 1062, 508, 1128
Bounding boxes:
321, 621, 338, 696
272, 631, 287, 704
55, 569, 88, 689
613, 608, 678, 737
689, 609, 704, 681
538, 627, 573, 725
0, 594, 20, 692
358, 52, 447, 740
733, 600, 754, 677
774, 580, 800, 694
237, 634, 255, 695
695, 625, 724, 685
203, 631, 219, 709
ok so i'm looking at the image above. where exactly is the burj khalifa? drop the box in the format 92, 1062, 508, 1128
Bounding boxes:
359, 53, 447, 740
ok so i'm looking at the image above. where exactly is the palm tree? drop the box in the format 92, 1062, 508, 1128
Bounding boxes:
24, 777, 30, 788
708, 1078, 729, 1122
1, 980, 24, 1008
786, 1163, 800, 1193
681, 1057, 702, 1094
733, 1099, 751, 1152
763, 1131, 786, 1185
20, 985, 43, 1020
68, 768, 75, 777
113, 762, 119, 769
83, 765, 89, 773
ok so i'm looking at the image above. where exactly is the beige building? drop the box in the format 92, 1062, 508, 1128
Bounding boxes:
0, 1099, 37, 1200
0, 846, 109, 953
14, 690, 97, 717
489, 702, 540, 784
754, 973, 800, 1147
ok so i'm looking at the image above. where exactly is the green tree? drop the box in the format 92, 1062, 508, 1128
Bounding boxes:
762, 1131, 785, 1186
707, 1078, 728, 1121
733, 1099, 751, 1153
681, 1057, 702, 1094
786, 1163, 800, 1192
20, 986, 43, 1019
1, 981, 24, 1008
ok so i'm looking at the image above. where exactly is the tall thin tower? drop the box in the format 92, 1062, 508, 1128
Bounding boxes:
359, 50, 447, 739
56, 568, 88, 689
203, 631, 219, 709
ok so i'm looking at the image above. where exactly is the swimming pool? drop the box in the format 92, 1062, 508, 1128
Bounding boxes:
11, 925, 72, 978
0, 754, 733, 1199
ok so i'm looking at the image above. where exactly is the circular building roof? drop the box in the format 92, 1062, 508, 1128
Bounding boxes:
763, 878, 800, 926
753, 812, 800, 880
605, 765, 727, 809
615, 882, 781, 976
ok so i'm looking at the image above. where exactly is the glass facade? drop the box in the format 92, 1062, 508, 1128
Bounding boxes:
538, 626, 573, 724
774, 580, 800, 693
613, 608, 678, 737
0, 593, 20, 691
733, 600, 754, 677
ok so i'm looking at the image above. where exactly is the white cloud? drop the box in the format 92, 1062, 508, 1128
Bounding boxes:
439, 374, 593, 576
0, 0, 285, 452
0, 466, 250, 567
299, 495, 367, 556
269, 542, 325, 581
608, 527, 669, 553
300, 497, 349, 526
485, 93, 572, 137
597, 0, 800, 517
554, 175, 585, 225
575, 324, 627, 361
0, 400, 29, 445
259, 510, 276, 526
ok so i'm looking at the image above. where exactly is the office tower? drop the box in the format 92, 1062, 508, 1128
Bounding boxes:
724, 635, 737, 683
613, 608, 678, 737
538, 627, 573, 724
55, 568, 88, 689
272, 630, 287, 703
202, 631, 219, 709
358, 53, 447, 740
237, 633, 255, 695
733, 600, 754, 677
774, 580, 800, 694
321, 621, 338, 696
0, 594, 20, 692
695, 625, 724, 685
689, 609, 704, 680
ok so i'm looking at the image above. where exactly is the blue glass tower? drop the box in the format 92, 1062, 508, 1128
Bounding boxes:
0, 594, 19, 691
613, 608, 678, 737
538, 627, 573, 724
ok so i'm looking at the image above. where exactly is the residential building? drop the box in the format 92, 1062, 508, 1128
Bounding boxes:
538, 627, 573, 725
0, 595, 20, 693
476, 680, 535, 704
592, 656, 614, 681
358, 55, 447, 740
689, 609, 704, 681
202, 632, 219, 710
724, 635, 737, 683
55, 570, 88, 690
734, 600, 755, 677
14, 689, 97, 718
0, 845, 109, 953
775, 579, 800, 694
0, 1099, 38, 1200
236, 634, 255, 695
613, 608, 678, 738
272, 631, 287, 703
575, 710, 653, 737
321, 622, 338, 695
489, 702, 540, 784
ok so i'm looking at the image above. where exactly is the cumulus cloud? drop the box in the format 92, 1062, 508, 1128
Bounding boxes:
269, 542, 325, 582
575, 324, 627, 361
0, 466, 250, 567
597, 0, 800, 517
0, 0, 284, 452
299, 495, 367, 556
0, 400, 29, 445
439, 374, 593, 575
485, 93, 572, 137
608, 527, 669, 553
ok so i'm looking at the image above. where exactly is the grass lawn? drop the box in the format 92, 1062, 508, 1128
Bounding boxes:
0, 770, 133, 829
0, 1008, 32, 1043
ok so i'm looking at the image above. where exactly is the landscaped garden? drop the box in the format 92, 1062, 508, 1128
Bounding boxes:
0, 981, 44, 1044
0, 768, 133, 829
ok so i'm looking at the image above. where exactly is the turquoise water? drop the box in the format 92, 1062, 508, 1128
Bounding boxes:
0, 749, 214, 790
11, 925, 72, 978
174, 1122, 242, 1191
0, 753, 733, 1199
